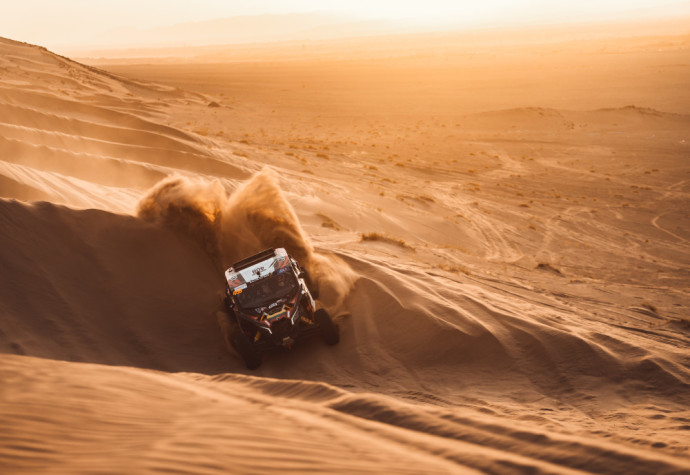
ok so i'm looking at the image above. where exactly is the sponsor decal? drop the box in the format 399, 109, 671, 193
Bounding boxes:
226, 270, 246, 287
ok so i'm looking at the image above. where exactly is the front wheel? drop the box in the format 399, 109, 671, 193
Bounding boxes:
231, 332, 263, 369
314, 308, 339, 345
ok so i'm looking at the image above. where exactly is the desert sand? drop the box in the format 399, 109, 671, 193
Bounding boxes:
1, 22, 689, 474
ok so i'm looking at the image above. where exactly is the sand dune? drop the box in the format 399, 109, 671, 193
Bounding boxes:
0, 37, 248, 211
1, 31, 689, 473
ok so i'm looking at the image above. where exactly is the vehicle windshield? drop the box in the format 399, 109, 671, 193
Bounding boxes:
235, 270, 297, 309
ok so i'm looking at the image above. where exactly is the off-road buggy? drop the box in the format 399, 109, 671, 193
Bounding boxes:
223, 248, 339, 368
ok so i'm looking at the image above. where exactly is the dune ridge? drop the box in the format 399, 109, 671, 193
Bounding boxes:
0, 37, 249, 212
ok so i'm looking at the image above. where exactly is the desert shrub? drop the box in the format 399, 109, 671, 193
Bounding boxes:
437, 264, 471, 275
536, 263, 563, 276
360, 232, 414, 250
317, 213, 342, 230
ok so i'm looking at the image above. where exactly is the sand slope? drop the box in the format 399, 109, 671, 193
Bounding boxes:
0, 37, 249, 213
1, 34, 690, 473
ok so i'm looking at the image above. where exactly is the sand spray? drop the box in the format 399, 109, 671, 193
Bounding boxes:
137, 168, 356, 314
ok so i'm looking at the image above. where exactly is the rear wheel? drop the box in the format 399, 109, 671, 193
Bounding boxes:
231, 332, 263, 369
314, 308, 339, 345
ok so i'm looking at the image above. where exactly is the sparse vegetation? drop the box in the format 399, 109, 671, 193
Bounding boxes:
360, 232, 414, 250
669, 318, 690, 330
536, 262, 563, 276
436, 264, 471, 275
317, 213, 342, 230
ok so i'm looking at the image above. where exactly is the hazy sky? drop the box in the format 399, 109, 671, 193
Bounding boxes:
2, 0, 689, 50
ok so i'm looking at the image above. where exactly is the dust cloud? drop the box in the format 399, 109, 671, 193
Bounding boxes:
137, 168, 356, 311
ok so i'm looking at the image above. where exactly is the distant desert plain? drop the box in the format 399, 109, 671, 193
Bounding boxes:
1, 18, 690, 474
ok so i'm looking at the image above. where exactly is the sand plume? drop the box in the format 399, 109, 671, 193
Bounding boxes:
219, 168, 356, 310
219, 168, 313, 266
137, 175, 226, 265
137, 168, 356, 310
